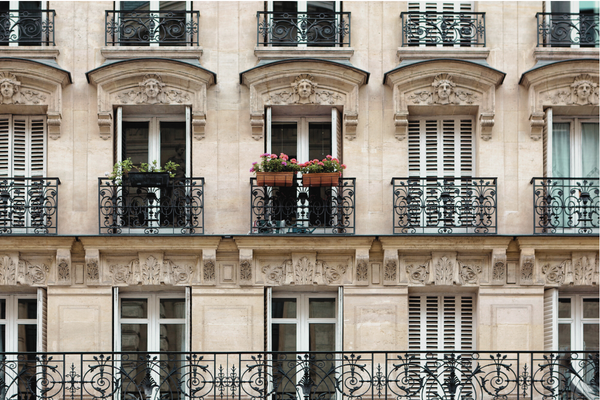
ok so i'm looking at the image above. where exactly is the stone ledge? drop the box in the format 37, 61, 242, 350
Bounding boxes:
397, 47, 490, 60
254, 47, 354, 61
534, 47, 600, 61
0, 47, 60, 60
101, 46, 203, 60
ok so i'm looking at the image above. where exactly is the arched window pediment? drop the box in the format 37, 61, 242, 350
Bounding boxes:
240, 59, 369, 141
86, 59, 216, 140
384, 59, 505, 141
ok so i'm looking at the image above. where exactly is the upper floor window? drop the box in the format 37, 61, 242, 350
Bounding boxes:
0, 1, 55, 46
558, 295, 599, 351
0, 115, 46, 179
537, 1, 599, 47
0, 294, 38, 353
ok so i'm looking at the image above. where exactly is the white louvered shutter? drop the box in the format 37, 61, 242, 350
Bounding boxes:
0, 115, 11, 177
4, 116, 46, 177
29, 117, 46, 177
37, 287, 47, 352
544, 288, 558, 351
409, 2, 473, 12
331, 108, 342, 162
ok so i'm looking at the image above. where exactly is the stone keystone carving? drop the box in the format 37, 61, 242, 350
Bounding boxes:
0, 72, 46, 105
118, 74, 191, 105
0, 255, 16, 285
409, 74, 478, 106
571, 74, 598, 106
573, 256, 595, 285
435, 256, 455, 285
266, 74, 344, 106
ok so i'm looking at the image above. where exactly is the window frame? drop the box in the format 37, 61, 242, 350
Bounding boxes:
0, 293, 40, 352
1, 1, 48, 47
557, 294, 599, 351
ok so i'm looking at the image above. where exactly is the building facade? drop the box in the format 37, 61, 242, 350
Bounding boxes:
0, 1, 598, 399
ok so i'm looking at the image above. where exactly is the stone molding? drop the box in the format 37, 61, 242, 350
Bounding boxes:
533, 47, 599, 62
100, 46, 203, 60
0, 47, 60, 59
397, 47, 490, 61
254, 47, 354, 61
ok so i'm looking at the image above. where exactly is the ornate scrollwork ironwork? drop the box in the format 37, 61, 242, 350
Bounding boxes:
0, 10, 55, 45
257, 11, 350, 46
532, 177, 599, 234
401, 12, 486, 47
537, 12, 599, 47
98, 177, 204, 235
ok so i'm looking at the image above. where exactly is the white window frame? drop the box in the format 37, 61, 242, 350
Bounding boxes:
407, 1, 474, 48
557, 294, 599, 351
5, 1, 47, 47
544, 1, 600, 48
0, 293, 39, 352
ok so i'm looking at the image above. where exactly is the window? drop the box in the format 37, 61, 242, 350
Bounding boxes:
557, 295, 599, 351
0, 115, 46, 179
545, 1, 599, 47
0, 1, 47, 46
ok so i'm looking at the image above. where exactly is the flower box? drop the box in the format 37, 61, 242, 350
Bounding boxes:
127, 172, 170, 187
302, 172, 340, 187
256, 172, 295, 187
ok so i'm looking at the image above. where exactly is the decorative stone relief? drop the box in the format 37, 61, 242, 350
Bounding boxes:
383, 249, 398, 285
406, 263, 429, 284
408, 74, 478, 106
542, 260, 568, 285
0, 72, 46, 105
85, 249, 100, 285
203, 259, 216, 284
545, 75, 598, 106
261, 258, 350, 286
239, 249, 253, 285
163, 259, 194, 285
573, 255, 595, 285
491, 251, 507, 285
321, 261, 349, 285
520, 256, 535, 285
434, 256, 456, 285
117, 74, 190, 105
459, 262, 482, 285
18, 259, 49, 286
0, 255, 17, 285
55, 249, 71, 285
294, 256, 316, 285
108, 256, 195, 286
262, 261, 288, 285
266, 75, 345, 106
356, 258, 368, 284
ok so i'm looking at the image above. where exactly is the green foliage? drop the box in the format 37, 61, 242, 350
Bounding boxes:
109, 158, 181, 183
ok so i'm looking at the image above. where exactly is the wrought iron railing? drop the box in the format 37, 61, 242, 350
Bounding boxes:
257, 11, 350, 46
536, 12, 599, 47
0, 9, 55, 45
0, 351, 597, 400
392, 177, 497, 234
98, 177, 204, 235
0, 177, 59, 235
105, 10, 200, 46
401, 11, 486, 46
250, 176, 355, 234
531, 177, 599, 234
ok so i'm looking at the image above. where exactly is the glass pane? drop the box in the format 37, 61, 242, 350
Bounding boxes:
161, 121, 186, 179
19, 1, 41, 11
552, 123, 570, 178
309, 298, 335, 318
580, 1, 600, 14
551, 1, 571, 13
308, 1, 335, 13
160, 298, 185, 319
271, 323, 296, 352
583, 324, 599, 351
17, 299, 36, 319
123, 121, 149, 166
121, 323, 147, 351
309, 323, 335, 351
160, 323, 185, 351
581, 123, 599, 178
121, 1, 149, 11
273, 1, 297, 13
558, 323, 571, 351
558, 298, 571, 318
160, 1, 185, 11
271, 123, 298, 160
0, 324, 4, 352
17, 324, 36, 352
583, 298, 599, 318
121, 299, 148, 319
308, 122, 332, 161
0, 299, 4, 319
272, 298, 297, 318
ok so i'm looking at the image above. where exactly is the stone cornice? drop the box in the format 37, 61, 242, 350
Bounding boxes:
233, 236, 374, 252
100, 46, 203, 60
80, 236, 222, 252
534, 47, 600, 62
379, 236, 512, 251
397, 47, 490, 60
517, 236, 600, 251
0, 47, 60, 60
0, 236, 74, 251
254, 47, 354, 61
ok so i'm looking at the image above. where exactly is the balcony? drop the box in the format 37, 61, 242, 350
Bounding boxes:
401, 12, 486, 47
536, 12, 599, 47
105, 10, 200, 46
98, 177, 204, 235
257, 11, 350, 46
0, 9, 55, 46
532, 177, 599, 234
392, 177, 497, 234
0, 351, 597, 400
250, 176, 355, 234
0, 177, 59, 235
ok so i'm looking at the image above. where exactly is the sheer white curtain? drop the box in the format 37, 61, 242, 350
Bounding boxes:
581, 123, 599, 178
552, 123, 570, 177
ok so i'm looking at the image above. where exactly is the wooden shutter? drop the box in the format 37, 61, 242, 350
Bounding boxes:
37, 287, 47, 352
12, 116, 28, 178
0, 116, 46, 177
408, 2, 473, 12
544, 288, 558, 351
113, 286, 119, 351
265, 106, 272, 154
185, 286, 191, 352
544, 108, 553, 178
266, 287, 272, 352
331, 108, 342, 162
29, 116, 46, 177
0, 115, 11, 177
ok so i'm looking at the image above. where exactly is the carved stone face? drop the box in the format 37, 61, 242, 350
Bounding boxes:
0, 81, 15, 100
144, 79, 161, 99
576, 82, 592, 103
437, 81, 453, 100
297, 80, 313, 99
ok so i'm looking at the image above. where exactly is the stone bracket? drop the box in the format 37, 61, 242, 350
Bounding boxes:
355, 249, 369, 285
193, 112, 206, 140
239, 249, 253, 285
47, 112, 62, 140
491, 249, 507, 286
85, 249, 101, 285
519, 249, 536, 286
55, 248, 72, 285
202, 249, 217, 285
383, 249, 398, 285
529, 112, 544, 141
479, 112, 494, 141
98, 112, 113, 141
344, 113, 358, 140
394, 112, 409, 141
250, 113, 264, 141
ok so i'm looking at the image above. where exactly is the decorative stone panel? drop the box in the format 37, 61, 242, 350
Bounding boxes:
258, 255, 351, 286
202, 249, 217, 285
239, 249, 253, 285
383, 249, 398, 285
491, 249, 507, 286
55, 249, 72, 285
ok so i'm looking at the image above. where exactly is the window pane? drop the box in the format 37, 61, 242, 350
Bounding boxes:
271, 123, 298, 160
160, 298, 185, 319
161, 121, 186, 179
0, 325, 4, 352
583, 298, 599, 318
309, 323, 335, 351
121, 1, 149, 11
121, 323, 147, 351
309, 298, 335, 318
558, 323, 571, 351
308, 1, 335, 13
308, 122, 332, 161
581, 123, 599, 178
273, 1, 297, 13
17, 299, 36, 319
0, 299, 4, 319
272, 298, 297, 318
18, 324, 36, 352
558, 298, 571, 318
552, 123, 570, 178
160, 1, 185, 11
272, 323, 296, 351
160, 323, 185, 351
583, 324, 599, 351
121, 299, 148, 319
123, 121, 149, 166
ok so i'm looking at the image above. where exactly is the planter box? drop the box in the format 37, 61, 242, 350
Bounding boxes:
256, 172, 295, 187
302, 172, 340, 187
127, 172, 170, 187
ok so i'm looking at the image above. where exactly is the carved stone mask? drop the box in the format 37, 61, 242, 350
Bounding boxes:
144, 79, 161, 99
1, 82, 15, 99
297, 80, 313, 99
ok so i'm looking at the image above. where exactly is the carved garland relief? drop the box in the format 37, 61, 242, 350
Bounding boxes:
544, 74, 599, 107
261, 257, 350, 286
265, 74, 344, 105
108, 256, 195, 286
408, 74, 478, 106
117, 74, 191, 105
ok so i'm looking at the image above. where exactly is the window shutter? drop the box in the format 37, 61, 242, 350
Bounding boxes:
266, 287, 272, 352
459, 118, 473, 176
37, 287, 47, 352
29, 116, 46, 177
544, 288, 558, 351
185, 286, 191, 352
408, 2, 473, 12
0, 115, 11, 177
266, 106, 272, 154
12, 116, 27, 177
543, 108, 552, 178
331, 107, 342, 162
408, 120, 421, 176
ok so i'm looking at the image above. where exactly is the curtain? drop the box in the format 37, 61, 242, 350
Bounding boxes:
552, 123, 571, 177
581, 123, 599, 178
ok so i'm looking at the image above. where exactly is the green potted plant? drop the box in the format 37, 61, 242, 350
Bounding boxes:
299, 155, 346, 187
250, 153, 300, 187
110, 158, 179, 187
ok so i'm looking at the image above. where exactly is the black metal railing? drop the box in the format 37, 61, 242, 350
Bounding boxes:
401, 12, 486, 47
0, 177, 59, 235
532, 177, 599, 234
0, 9, 55, 45
251, 176, 355, 234
257, 11, 350, 46
392, 177, 497, 234
0, 351, 597, 400
98, 177, 204, 235
536, 12, 599, 47
105, 10, 199, 46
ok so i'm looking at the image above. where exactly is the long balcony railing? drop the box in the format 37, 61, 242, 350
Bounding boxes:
105, 10, 200, 46
0, 9, 55, 45
0, 177, 59, 235
392, 177, 497, 234
401, 11, 486, 46
257, 11, 351, 46
532, 177, 599, 234
536, 12, 599, 47
0, 351, 597, 400
98, 177, 204, 235
251, 176, 355, 234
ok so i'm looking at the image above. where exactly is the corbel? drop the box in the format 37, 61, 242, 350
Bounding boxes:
355, 248, 369, 285
519, 249, 536, 286
394, 111, 409, 141
491, 249, 507, 286
479, 112, 494, 141
343, 113, 358, 140
85, 249, 101, 285
239, 249, 253, 285
383, 249, 398, 285
55, 248, 72, 285
47, 112, 62, 140
529, 112, 544, 141
250, 113, 264, 141
192, 112, 206, 140
98, 112, 113, 140
202, 249, 217, 285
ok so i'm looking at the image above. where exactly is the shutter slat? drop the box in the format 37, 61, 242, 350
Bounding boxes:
29, 117, 46, 177
0, 115, 11, 177
12, 116, 28, 177
544, 289, 558, 351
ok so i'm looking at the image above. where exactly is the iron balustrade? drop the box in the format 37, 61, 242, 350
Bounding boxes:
250, 176, 355, 234
0, 351, 596, 400
401, 11, 486, 47
536, 12, 599, 47
531, 177, 599, 234
105, 10, 200, 46
0, 177, 59, 235
0, 9, 55, 45
257, 11, 350, 46
98, 177, 204, 235
392, 177, 497, 234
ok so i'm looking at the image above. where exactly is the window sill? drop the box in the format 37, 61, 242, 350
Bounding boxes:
534, 47, 600, 61
101, 46, 203, 60
0, 47, 60, 60
397, 47, 490, 61
254, 47, 354, 62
